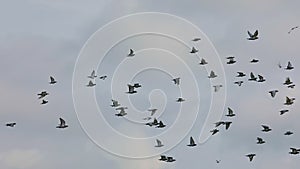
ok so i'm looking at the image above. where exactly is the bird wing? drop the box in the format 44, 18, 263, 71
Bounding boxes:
253, 30, 259, 37
190, 137, 195, 144
250, 72, 255, 79
156, 139, 162, 146
50, 76, 55, 82
59, 118, 65, 125
248, 31, 253, 37
228, 107, 233, 115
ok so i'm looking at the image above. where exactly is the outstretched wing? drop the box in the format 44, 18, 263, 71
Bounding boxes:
59, 118, 65, 125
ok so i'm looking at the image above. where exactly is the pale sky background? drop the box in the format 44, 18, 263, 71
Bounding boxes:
0, 0, 300, 169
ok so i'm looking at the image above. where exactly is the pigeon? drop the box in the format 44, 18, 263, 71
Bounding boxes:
248, 72, 257, 81
176, 97, 185, 102
226, 107, 235, 117
159, 155, 167, 161
86, 80, 96, 87
215, 121, 225, 127
247, 30, 259, 40
261, 125, 272, 132
226, 56, 236, 64
88, 70, 97, 79
283, 77, 293, 85
268, 90, 278, 98
288, 26, 299, 34
187, 136, 197, 147
224, 121, 232, 130
6, 122, 16, 127
216, 160, 221, 163
172, 78, 180, 85
148, 109, 158, 116
190, 47, 198, 53
133, 83, 142, 88
128, 49, 135, 57
99, 75, 107, 80
234, 81, 244, 86
37, 91, 49, 99
257, 137, 266, 144
155, 139, 164, 147
146, 118, 159, 127
284, 96, 295, 105
127, 84, 137, 94
111, 99, 120, 107
289, 148, 300, 155
115, 107, 128, 117
208, 71, 217, 78
285, 61, 294, 70
49, 76, 57, 84
246, 153, 256, 162
280, 109, 289, 115
41, 99, 48, 105
199, 58, 208, 65
236, 72, 246, 77
56, 118, 68, 129
250, 59, 259, 63
210, 129, 219, 135
257, 75, 266, 82
156, 121, 166, 128
288, 84, 296, 89
284, 131, 293, 136
192, 37, 201, 41
166, 157, 176, 162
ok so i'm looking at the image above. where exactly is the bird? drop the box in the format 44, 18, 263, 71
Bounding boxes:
127, 84, 137, 94
268, 90, 278, 98
247, 30, 259, 40
216, 160, 221, 163
284, 131, 293, 136
192, 37, 201, 41
37, 91, 49, 99
224, 121, 232, 130
208, 71, 217, 78
156, 121, 166, 128
248, 72, 257, 81
145, 118, 159, 127
250, 59, 259, 63
133, 83, 142, 88
187, 136, 197, 147
288, 84, 296, 89
56, 118, 68, 129
190, 47, 198, 53
49, 76, 57, 84
236, 72, 246, 77
88, 70, 97, 79
128, 49, 135, 57
41, 99, 48, 105
285, 61, 294, 70
246, 153, 256, 162
226, 56, 236, 64
215, 121, 225, 127
210, 129, 219, 135
166, 157, 176, 162
172, 78, 180, 85
155, 139, 164, 147
148, 109, 158, 116
111, 99, 120, 107
159, 155, 167, 161
176, 97, 185, 102
284, 96, 295, 105
288, 26, 299, 34
257, 75, 266, 82
213, 85, 223, 92
234, 81, 244, 86
86, 80, 96, 87
226, 107, 235, 117
289, 148, 300, 155
280, 109, 289, 115
6, 122, 16, 127
199, 58, 208, 65
115, 107, 128, 117
256, 137, 266, 144
283, 77, 293, 85
99, 75, 107, 80
261, 125, 272, 132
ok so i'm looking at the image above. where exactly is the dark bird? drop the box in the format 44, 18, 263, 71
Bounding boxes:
288, 84, 296, 89
41, 99, 48, 105
176, 97, 185, 102
284, 131, 293, 136
187, 136, 197, 147
6, 122, 16, 127
289, 148, 300, 155
288, 26, 299, 34
248, 72, 257, 81
172, 78, 180, 85
86, 80, 96, 87
56, 118, 68, 129
159, 155, 167, 161
99, 75, 107, 80
216, 160, 221, 163
199, 58, 208, 65
213, 85, 223, 92
234, 81, 244, 86
257, 75, 266, 82
250, 59, 259, 63
215, 121, 225, 127
49, 76, 57, 84
226, 56, 236, 64
127, 84, 137, 94
146, 118, 159, 127
190, 47, 198, 53
210, 129, 219, 135
268, 90, 278, 98
283, 77, 293, 85
236, 72, 246, 77
247, 30, 259, 40
224, 121, 232, 130
37, 91, 49, 99
280, 109, 289, 115
192, 37, 201, 41
115, 107, 128, 117
166, 156, 176, 162
88, 70, 97, 79
155, 139, 164, 147
284, 96, 295, 105
133, 83, 142, 88
208, 71, 217, 78
156, 121, 166, 128
226, 107, 235, 117
128, 49, 135, 57
111, 99, 120, 107
285, 61, 294, 70
257, 137, 265, 144
261, 125, 272, 132
246, 153, 256, 162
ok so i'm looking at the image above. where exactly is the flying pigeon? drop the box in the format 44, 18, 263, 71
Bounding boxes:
88, 70, 97, 79
6, 122, 16, 127
86, 80, 96, 87
213, 85, 223, 92
248, 72, 257, 81
280, 109, 289, 115
215, 121, 225, 127
156, 121, 166, 128
246, 153, 256, 162
226, 107, 235, 117
234, 81, 244, 86
148, 109, 158, 116
210, 129, 219, 135
187, 136, 197, 147
247, 30, 259, 40
127, 84, 137, 94
37, 91, 49, 99
283, 77, 293, 85
208, 71, 217, 78
41, 99, 48, 105
56, 118, 68, 129
111, 99, 120, 107
49, 76, 57, 84
236, 72, 246, 77
192, 37, 201, 41
257, 75, 266, 82
172, 78, 180, 85
159, 155, 167, 161
288, 84, 296, 89
268, 90, 278, 98
288, 26, 299, 34
115, 107, 128, 117
166, 156, 176, 162
250, 59, 259, 63
199, 58, 208, 65
284, 131, 293, 136
146, 118, 159, 127
285, 61, 294, 70
261, 125, 272, 132
226, 56, 236, 64
224, 121, 232, 130
155, 139, 164, 147
284, 96, 295, 105
257, 137, 265, 144
128, 49, 135, 57
289, 148, 300, 155
99, 75, 107, 80
176, 97, 185, 102
133, 83, 142, 88
190, 47, 198, 53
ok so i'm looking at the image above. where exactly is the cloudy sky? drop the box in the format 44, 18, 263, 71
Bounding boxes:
0, 0, 299, 169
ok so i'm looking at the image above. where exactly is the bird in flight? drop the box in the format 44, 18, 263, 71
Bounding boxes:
289, 148, 300, 155
192, 37, 201, 41
236, 72, 246, 77
285, 61, 294, 70
148, 109, 158, 116
288, 26, 299, 34
159, 155, 167, 161
246, 153, 256, 162
213, 85, 223, 92
128, 49, 135, 57
166, 156, 176, 162
261, 125, 272, 132
133, 83, 142, 88
215, 121, 225, 127
250, 59, 259, 63
41, 99, 48, 105
208, 71, 217, 78
257, 75, 266, 82
248, 72, 257, 81
111, 99, 120, 107
284, 96, 295, 105
187, 136, 197, 147
256, 137, 266, 144
247, 30, 259, 40
190, 47, 198, 54
156, 121, 166, 128
226, 107, 236, 117
284, 131, 293, 136
268, 90, 278, 98
199, 58, 208, 65
210, 129, 219, 135
226, 56, 236, 64
37, 91, 49, 99
49, 76, 57, 84
56, 118, 68, 129
176, 97, 185, 102
283, 77, 293, 85
234, 81, 243, 86
99, 75, 107, 80
172, 78, 180, 85
280, 109, 289, 115
155, 139, 164, 147
6, 122, 16, 127
145, 118, 159, 127
88, 70, 97, 79
115, 107, 128, 117
86, 80, 96, 87
224, 121, 232, 130
126, 84, 137, 94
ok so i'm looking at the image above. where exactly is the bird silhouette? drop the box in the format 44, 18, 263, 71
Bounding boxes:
88, 70, 97, 79
187, 136, 197, 147
289, 148, 300, 155
155, 139, 164, 147
127, 84, 137, 94
247, 30, 259, 40
176, 97, 185, 102
224, 121, 232, 130
257, 75, 266, 82
156, 121, 166, 128
49, 76, 57, 84
256, 137, 266, 144
284, 96, 295, 105
283, 77, 293, 85
115, 107, 128, 117
111, 99, 120, 107
199, 58, 208, 65
128, 49, 135, 57
226, 56, 236, 64
280, 109, 289, 115
99, 75, 107, 80
190, 47, 198, 53
208, 71, 217, 78
246, 153, 256, 162
284, 131, 293, 136
37, 91, 49, 99
6, 122, 16, 127
250, 59, 259, 63
41, 99, 48, 105
236, 72, 246, 77
56, 118, 68, 129
234, 81, 244, 86
192, 37, 201, 41
86, 80, 96, 87
261, 125, 272, 132
172, 78, 180, 85
285, 61, 294, 70
226, 107, 236, 117
248, 72, 257, 81
210, 129, 219, 135
268, 90, 278, 98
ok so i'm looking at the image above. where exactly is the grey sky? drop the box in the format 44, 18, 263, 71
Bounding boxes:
0, 0, 299, 169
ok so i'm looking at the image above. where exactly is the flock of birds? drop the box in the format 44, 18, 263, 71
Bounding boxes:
4, 27, 298, 165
